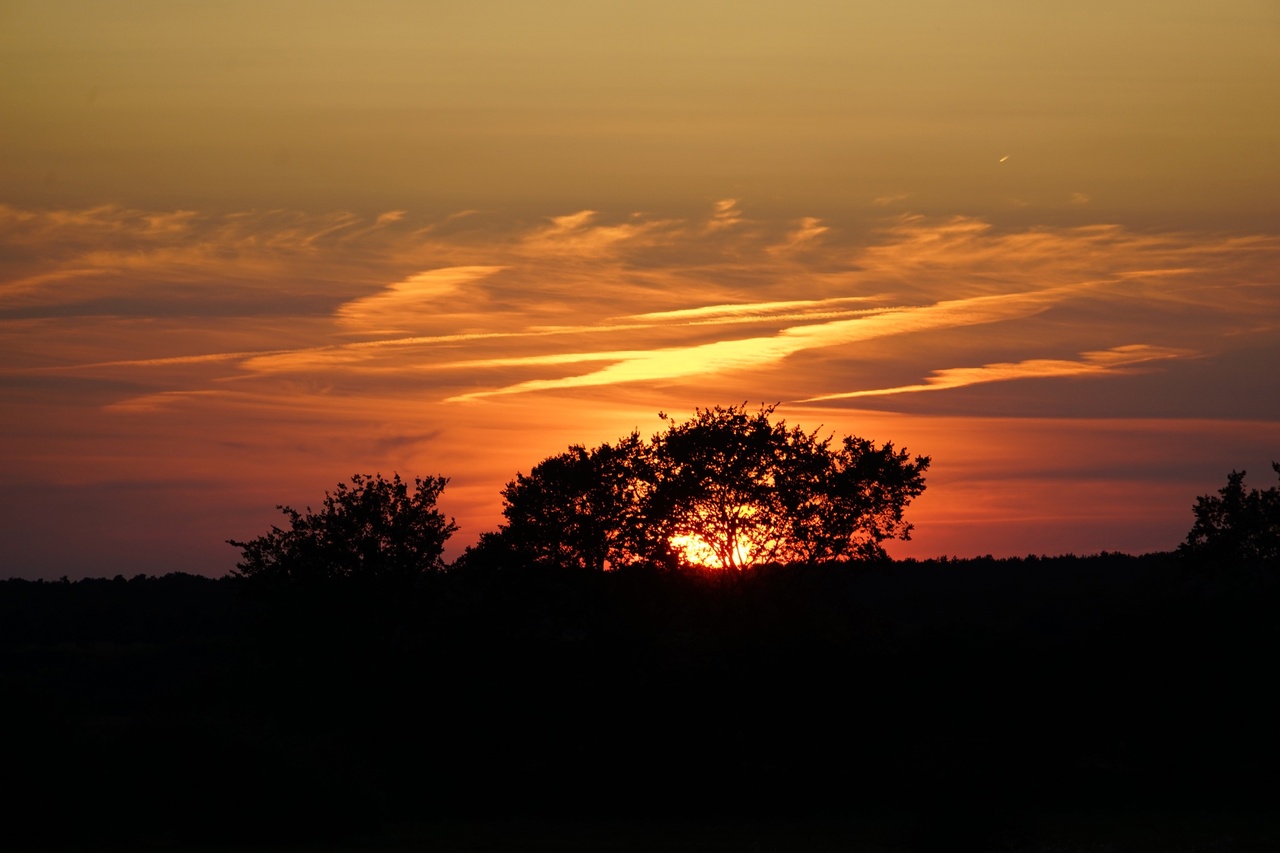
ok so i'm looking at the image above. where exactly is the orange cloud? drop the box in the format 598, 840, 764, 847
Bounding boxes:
801, 345, 1194, 402
624, 295, 879, 323
767, 217, 829, 256
7, 201, 1278, 419
519, 210, 673, 258
705, 199, 744, 232
335, 266, 505, 334
445, 287, 1082, 401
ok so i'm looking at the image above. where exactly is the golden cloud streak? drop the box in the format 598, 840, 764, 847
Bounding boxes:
47, 301, 892, 375
445, 287, 1075, 402
801, 345, 1194, 402
625, 295, 878, 322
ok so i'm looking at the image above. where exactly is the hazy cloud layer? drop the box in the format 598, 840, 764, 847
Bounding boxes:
10, 202, 1274, 407
3, 201, 1278, 574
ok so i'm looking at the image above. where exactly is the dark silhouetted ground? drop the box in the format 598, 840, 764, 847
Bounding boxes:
4, 554, 1278, 850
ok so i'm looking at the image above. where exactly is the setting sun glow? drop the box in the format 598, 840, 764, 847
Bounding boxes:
670, 533, 757, 571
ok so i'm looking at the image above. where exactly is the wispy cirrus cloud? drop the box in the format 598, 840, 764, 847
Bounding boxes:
519, 210, 675, 258
0, 204, 434, 321
857, 215, 1280, 307
444, 286, 1086, 402
623, 296, 879, 323
800, 344, 1195, 402
768, 217, 829, 256
335, 266, 505, 334
55, 293, 894, 376
5, 201, 1277, 419
706, 199, 744, 232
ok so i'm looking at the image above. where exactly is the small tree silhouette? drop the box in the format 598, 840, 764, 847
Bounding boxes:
1180, 463, 1280, 567
228, 473, 458, 584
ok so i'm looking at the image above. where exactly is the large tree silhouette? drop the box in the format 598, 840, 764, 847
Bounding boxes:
494, 404, 929, 570
228, 473, 457, 584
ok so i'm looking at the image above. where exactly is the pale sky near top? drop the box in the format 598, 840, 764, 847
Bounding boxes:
4, 1, 1278, 220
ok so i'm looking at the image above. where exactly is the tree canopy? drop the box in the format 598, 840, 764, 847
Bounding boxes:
228, 473, 457, 584
493, 404, 929, 570
1179, 463, 1280, 566
499, 433, 650, 571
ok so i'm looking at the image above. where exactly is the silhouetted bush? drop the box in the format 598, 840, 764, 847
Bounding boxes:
228, 472, 458, 588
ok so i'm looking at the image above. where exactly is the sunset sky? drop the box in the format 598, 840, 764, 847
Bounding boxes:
3, 1, 1278, 578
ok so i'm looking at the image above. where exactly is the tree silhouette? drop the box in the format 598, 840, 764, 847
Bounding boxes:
646, 405, 801, 569
780, 434, 935, 563
495, 404, 929, 570
499, 433, 652, 570
228, 473, 458, 584
1180, 463, 1280, 566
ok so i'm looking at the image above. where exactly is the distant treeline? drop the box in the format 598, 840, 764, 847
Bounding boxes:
4, 552, 1279, 849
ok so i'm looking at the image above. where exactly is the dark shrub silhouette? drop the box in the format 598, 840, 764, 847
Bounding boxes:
492, 404, 929, 570
228, 472, 457, 584
1179, 463, 1280, 566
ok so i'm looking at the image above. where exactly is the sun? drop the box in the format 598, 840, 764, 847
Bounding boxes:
669, 533, 753, 570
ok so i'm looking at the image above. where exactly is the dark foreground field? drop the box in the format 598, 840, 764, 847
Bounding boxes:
3, 553, 1278, 851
